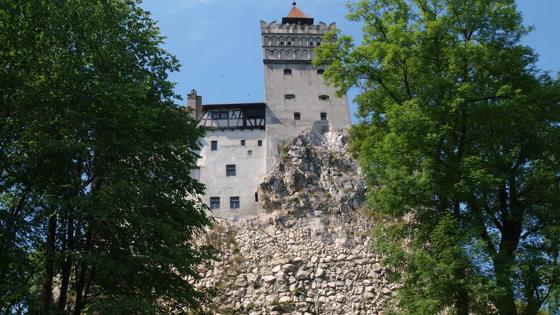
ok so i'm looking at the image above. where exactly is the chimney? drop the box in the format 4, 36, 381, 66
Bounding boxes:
187, 89, 202, 119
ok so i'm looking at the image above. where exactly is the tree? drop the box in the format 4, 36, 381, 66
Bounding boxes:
0, 0, 213, 313
315, 0, 560, 314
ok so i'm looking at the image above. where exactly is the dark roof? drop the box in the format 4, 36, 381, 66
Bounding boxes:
202, 102, 266, 111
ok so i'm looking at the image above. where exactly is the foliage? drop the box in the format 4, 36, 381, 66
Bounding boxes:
315, 0, 560, 314
0, 0, 213, 314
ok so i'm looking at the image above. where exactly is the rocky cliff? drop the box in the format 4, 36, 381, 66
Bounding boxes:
258, 130, 365, 215
197, 130, 396, 315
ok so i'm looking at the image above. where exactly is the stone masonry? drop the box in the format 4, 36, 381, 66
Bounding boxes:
196, 131, 397, 315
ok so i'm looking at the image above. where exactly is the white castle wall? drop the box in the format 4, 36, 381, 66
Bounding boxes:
197, 129, 267, 219
263, 63, 351, 172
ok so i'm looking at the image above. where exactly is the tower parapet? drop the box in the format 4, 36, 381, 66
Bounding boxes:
260, 4, 336, 64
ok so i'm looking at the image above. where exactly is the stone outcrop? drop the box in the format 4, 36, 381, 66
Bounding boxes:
197, 130, 396, 314
258, 130, 365, 215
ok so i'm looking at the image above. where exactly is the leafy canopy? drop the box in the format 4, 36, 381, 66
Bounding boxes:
315, 1, 560, 314
0, 0, 213, 314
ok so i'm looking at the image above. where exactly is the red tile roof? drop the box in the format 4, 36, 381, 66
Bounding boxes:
286, 6, 308, 18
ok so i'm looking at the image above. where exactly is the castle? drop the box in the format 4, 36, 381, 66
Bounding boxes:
189, 3, 351, 219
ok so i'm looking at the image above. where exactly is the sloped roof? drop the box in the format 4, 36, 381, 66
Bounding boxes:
286, 6, 308, 18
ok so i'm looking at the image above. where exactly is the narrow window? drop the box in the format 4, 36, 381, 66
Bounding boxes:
248, 150, 253, 156
287, 41, 292, 46
211, 111, 229, 120
241, 140, 246, 146
321, 112, 328, 121
210, 197, 220, 209
255, 192, 259, 202
319, 95, 330, 101
211, 141, 218, 151
226, 164, 236, 177
258, 140, 263, 147
317, 69, 325, 75
284, 69, 292, 75
294, 112, 301, 120
285, 94, 295, 100
280, 41, 284, 45
230, 197, 240, 209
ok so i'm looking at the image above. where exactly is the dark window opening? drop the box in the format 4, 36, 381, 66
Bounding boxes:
211, 141, 218, 151
210, 197, 220, 209
230, 197, 240, 209
317, 69, 325, 75
294, 112, 301, 120
255, 192, 259, 202
285, 94, 295, 100
280, 41, 284, 45
309, 42, 314, 46
284, 69, 292, 75
226, 164, 236, 177
321, 112, 328, 121
211, 111, 229, 120
319, 95, 330, 101
258, 140, 263, 147
241, 140, 246, 146
287, 41, 292, 46
248, 150, 253, 156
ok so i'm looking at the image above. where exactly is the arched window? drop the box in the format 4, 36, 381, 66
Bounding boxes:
320, 112, 328, 121
317, 69, 325, 75
319, 95, 330, 101
294, 112, 301, 120
284, 69, 292, 75
285, 94, 296, 100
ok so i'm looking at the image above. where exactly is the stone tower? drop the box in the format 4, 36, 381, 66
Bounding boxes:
190, 3, 352, 219
260, 2, 351, 171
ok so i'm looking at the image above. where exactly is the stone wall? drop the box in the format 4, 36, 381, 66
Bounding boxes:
198, 212, 396, 315
196, 131, 396, 315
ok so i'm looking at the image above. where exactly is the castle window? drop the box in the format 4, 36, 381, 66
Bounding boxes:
294, 112, 301, 120
211, 111, 229, 120
284, 69, 292, 75
287, 41, 292, 46
230, 197, 240, 209
319, 95, 330, 101
258, 140, 263, 147
321, 112, 328, 121
226, 164, 236, 177
248, 150, 253, 156
285, 94, 295, 100
255, 192, 259, 202
309, 42, 314, 46
211, 141, 218, 151
210, 197, 220, 209
317, 69, 325, 75
280, 41, 284, 46
241, 140, 246, 146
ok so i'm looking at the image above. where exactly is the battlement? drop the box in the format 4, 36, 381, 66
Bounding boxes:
260, 20, 336, 34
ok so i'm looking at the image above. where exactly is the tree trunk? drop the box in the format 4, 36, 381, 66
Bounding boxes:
494, 259, 517, 315
494, 223, 520, 315
73, 228, 92, 315
57, 216, 74, 312
41, 212, 57, 314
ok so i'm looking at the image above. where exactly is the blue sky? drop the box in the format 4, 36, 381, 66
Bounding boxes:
141, 0, 560, 121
